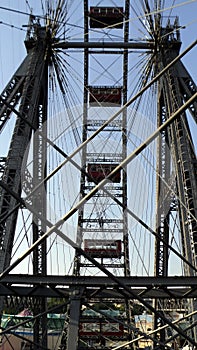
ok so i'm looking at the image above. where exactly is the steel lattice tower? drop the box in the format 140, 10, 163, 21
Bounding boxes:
0, 1, 196, 350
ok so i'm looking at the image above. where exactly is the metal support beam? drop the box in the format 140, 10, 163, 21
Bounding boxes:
1, 274, 197, 287
66, 289, 84, 349
54, 40, 155, 50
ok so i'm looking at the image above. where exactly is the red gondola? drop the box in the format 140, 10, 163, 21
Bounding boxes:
89, 86, 122, 106
89, 7, 124, 28
87, 163, 121, 183
84, 239, 122, 258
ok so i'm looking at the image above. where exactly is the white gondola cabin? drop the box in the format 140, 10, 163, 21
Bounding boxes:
89, 7, 124, 28
84, 239, 122, 258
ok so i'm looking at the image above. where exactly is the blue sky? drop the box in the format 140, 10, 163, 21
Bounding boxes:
0, 0, 196, 152
0, 0, 196, 89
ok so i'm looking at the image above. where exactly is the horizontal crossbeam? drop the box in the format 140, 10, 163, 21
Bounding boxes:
54, 40, 155, 49
0, 275, 197, 299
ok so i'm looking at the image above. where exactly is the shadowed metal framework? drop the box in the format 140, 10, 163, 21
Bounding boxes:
0, 1, 196, 349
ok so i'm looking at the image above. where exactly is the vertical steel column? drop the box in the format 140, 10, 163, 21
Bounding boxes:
122, 0, 130, 279
154, 21, 197, 346
32, 59, 48, 349
0, 23, 50, 347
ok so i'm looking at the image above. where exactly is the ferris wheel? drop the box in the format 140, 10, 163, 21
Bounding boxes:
0, 0, 196, 349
